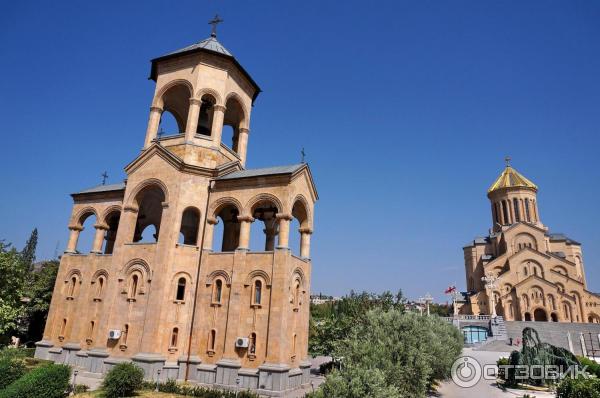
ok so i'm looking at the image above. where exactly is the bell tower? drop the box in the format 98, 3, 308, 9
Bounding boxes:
487, 157, 543, 232
143, 18, 260, 169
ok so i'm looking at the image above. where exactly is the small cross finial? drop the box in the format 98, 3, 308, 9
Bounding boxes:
101, 171, 108, 185
505, 156, 511, 167
301, 147, 306, 163
208, 14, 224, 38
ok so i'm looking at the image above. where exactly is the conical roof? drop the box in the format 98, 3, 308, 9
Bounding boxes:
160, 36, 233, 58
488, 166, 537, 193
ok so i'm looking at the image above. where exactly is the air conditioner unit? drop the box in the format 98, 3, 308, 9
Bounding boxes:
108, 329, 122, 340
235, 337, 249, 348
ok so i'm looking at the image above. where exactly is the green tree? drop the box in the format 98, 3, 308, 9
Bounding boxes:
23, 260, 59, 343
20, 229, 38, 271
0, 242, 28, 338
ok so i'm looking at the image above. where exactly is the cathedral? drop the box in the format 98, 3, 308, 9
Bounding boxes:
34, 23, 317, 396
462, 161, 600, 323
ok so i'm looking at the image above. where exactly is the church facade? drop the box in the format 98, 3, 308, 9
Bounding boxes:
35, 28, 317, 396
461, 163, 600, 323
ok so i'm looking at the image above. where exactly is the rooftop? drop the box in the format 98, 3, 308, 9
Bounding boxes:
217, 164, 306, 181
73, 182, 126, 195
488, 165, 537, 194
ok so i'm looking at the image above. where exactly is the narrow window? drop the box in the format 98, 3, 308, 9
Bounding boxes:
96, 276, 105, 298
88, 321, 95, 342
525, 198, 531, 222
292, 333, 297, 357
294, 281, 301, 307
170, 327, 179, 348
122, 324, 129, 345
176, 277, 186, 301
69, 276, 77, 297
60, 318, 67, 336
129, 274, 139, 299
502, 201, 509, 225
254, 280, 262, 305
513, 198, 520, 222
523, 267, 528, 276
214, 279, 223, 303
209, 329, 216, 351
249, 332, 257, 355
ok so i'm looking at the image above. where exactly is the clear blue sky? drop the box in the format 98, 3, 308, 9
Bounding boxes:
1, 1, 599, 302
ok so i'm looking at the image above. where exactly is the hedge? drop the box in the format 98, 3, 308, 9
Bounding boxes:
0, 363, 70, 398
101, 362, 144, 398
556, 377, 600, 398
0, 357, 26, 390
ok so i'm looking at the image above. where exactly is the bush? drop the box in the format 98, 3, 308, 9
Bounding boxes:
0, 363, 70, 398
556, 377, 600, 398
101, 362, 144, 398
578, 356, 600, 378
72, 384, 89, 394
496, 357, 509, 381
140, 379, 259, 397
0, 357, 26, 389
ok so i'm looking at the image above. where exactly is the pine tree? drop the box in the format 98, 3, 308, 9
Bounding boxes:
21, 228, 38, 271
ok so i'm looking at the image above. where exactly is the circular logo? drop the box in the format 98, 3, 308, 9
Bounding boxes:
451, 356, 482, 388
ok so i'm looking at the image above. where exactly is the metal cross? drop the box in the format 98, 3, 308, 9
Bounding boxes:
208, 14, 224, 37
301, 147, 306, 163
101, 171, 108, 185
505, 155, 512, 167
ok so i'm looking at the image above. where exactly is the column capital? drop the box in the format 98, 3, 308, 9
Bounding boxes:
150, 106, 163, 113
124, 205, 139, 213
94, 223, 109, 231
275, 213, 292, 221
237, 215, 255, 223
213, 104, 227, 113
239, 127, 249, 135
68, 224, 84, 231
299, 227, 313, 235
189, 98, 202, 105
207, 217, 219, 225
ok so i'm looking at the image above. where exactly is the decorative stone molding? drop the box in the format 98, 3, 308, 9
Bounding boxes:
276, 213, 293, 221
239, 127, 249, 135
68, 224, 84, 231
207, 217, 218, 225
206, 270, 232, 286
150, 106, 164, 113
237, 215, 255, 223
212, 104, 226, 112
94, 223, 109, 231
299, 227, 313, 235
123, 205, 139, 213
189, 98, 203, 105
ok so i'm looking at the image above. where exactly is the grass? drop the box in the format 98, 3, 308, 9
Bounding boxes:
76, 391, 194, 398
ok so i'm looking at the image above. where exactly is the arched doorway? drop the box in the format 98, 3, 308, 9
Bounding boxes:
550, 313, 558, 322
524, 312, 532, 321
534, 308, 547, 322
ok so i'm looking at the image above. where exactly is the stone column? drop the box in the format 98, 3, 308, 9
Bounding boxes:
237, 216, 254, 250
144, 106, 163, 148
211, 105, 226, 147
237, 128, 249, 166
263, 218, 279, 251
65, 225, 83, 253
91, 224, 109, 254
185, 98, 202, 142
276, 213, 292, 249
299, 227, 313, 258
203, 218, 217, 251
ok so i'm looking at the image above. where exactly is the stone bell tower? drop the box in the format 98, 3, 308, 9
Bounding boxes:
35, 18, 318, 396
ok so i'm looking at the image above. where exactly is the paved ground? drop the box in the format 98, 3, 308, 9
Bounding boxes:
431, 348, 555, 398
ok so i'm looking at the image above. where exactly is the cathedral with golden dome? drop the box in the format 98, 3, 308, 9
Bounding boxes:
461, 160, 600, 323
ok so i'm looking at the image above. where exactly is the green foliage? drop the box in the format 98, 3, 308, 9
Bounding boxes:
22, 260, 60, 343
0, 363, 70, 398
313, 308, 462, 398
20, 229, 38, 271
0, 357, 26, 390
101, 362, 144, 398
309, 290, 406, 356
556, 377, 600, 398
577, 356, 600, 378
141, 379, 259, 397
0, 241, 29, 336
496, 357, 510, 380
72, 384, 89, 394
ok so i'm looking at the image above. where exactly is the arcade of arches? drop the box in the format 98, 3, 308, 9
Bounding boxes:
461, 164, 600, 323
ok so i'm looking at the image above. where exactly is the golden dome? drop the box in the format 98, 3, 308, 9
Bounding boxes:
488, 165, 537, 193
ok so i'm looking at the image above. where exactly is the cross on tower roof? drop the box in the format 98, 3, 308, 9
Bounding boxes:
505, 156, 512, 167
208, 14, 224, 38
101, 171, 108, 185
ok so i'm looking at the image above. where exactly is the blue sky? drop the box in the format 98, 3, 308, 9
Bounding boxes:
1, 1, 599, 302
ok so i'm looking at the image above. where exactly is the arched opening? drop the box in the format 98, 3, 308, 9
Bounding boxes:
88, 320, 95, 342
179, 207, 200, 245
525, 198, 531, 222
96, 276, 105, 299
103, 211, 121, 254
68, 276, 78, 298
132, 185, 165, 243
293, 279, 301, 309
197, 94, 217, 136
551, 313, 558, 322
563, 302, 573, 322
252, 280, 262, 305
159, 84, 191, 136
513, 198, 521, 222
170, 327, 179, 348
556, 283, 565, 293
222, 97, 245, 153
122, 324, 129, 346
291, 199, 310, 257
213, 204, 240, 252
548, 294, 556, 311
501, 200, 509, 224
524, 312, 532, 321
588, 314, 600, 323
176, 277, 186, 301
292, 333, 297, 357
534, 308, 547, 322
553, 266, 568, 277
213, 279, 223, 303
59, 318, 67, 338
248, 199, 279, 252
76, 211, 97, 253
249, 332, 257, 356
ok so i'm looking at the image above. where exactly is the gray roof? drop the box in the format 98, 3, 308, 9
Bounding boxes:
74, 182, 126, 195
547, 233, 581, 245
217, 164, 305, 181
162, 36, 233, 58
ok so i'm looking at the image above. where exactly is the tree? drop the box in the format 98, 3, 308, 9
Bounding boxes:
312, 308, 463, 398
23, 260, 59, 343
20, 229, 38, 271
0, 242, 28, 338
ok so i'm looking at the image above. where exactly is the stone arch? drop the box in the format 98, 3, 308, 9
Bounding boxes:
550, 312, 559, 322
244, 270, 272, 287
91, 269, 109, 282
588, 313, 600, 323
547, 293, 556, 311
209, 197, 243, 219
121, 259, 151, 281
125, 178, 170, 208
291, 194, 312, 228
101, 205, 122, 224
205, 270, 232, 286
570, 291, 583, 322
179, 206, 201, 245
171, 271, 193, 301
73, 207, 99, 227
290, 267, 307, 290
153, 79, 194, 108
556, 282, 565, 293
533, 308, 548, 322
64, 269, 82, 298
503, 283, 513, 294
244, 193, 283, 217
209, 197, 243, 252
514, 232, 538, 252
196, 87, 223, 106
529, 285, 545, 306
65, 269, 83, 282
553, 266, 569, 277
224, 92, 249, 125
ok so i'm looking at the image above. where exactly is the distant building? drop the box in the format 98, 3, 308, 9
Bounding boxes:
461, 162, 600, 323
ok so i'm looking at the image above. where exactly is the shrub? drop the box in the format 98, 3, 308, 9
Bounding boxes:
578, 356, 600, 378
72, 384, 89, 394
0, 363, 70, 398
101, 362, 144, 398
496, 357, 510, 381
0, 357, 26, 390
556, 377, 600, 398
141, 379, 259, 397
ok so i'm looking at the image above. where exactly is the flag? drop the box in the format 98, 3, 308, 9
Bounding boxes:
444, 285, 456, 294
